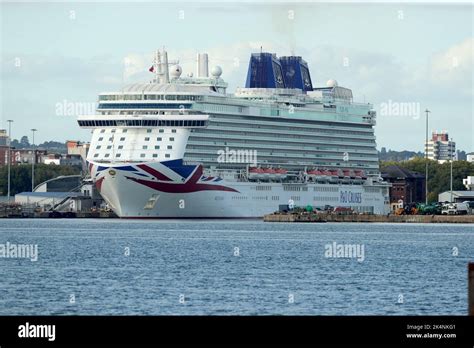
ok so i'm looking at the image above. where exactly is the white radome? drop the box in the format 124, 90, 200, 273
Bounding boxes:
326, 79, 338, 88
210, 65, 222, 78
170, 65, 182, 79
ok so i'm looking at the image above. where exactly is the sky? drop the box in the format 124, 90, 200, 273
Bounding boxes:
1, 1, 473, 152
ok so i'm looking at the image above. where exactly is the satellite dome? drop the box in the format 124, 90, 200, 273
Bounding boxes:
326, 79, 338, 87
210, 65, 222, 78
170, 65, 182, 79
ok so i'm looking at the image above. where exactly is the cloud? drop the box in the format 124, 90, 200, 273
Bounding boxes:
429, 37, 473, 96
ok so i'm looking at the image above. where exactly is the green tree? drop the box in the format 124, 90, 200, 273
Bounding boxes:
380, 158, 474, 203
0, 164, 82, 196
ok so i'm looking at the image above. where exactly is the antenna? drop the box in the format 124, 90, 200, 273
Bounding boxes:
152, 48, 179, 84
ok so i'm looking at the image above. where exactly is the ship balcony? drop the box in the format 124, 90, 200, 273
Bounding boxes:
77, 114, 209, 129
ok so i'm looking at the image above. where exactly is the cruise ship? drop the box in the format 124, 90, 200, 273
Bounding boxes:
78, 48, 390, 218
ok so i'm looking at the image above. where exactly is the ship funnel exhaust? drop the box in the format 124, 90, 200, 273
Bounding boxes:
154, 48, 170, 84
197, 53, 209, 78
162, 50, 169, 83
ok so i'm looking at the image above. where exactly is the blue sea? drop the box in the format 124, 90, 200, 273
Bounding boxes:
0, 219, 472, 315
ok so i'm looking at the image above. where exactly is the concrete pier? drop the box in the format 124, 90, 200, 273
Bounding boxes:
264, 213, 474, 223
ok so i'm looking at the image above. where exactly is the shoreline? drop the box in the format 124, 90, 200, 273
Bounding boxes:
264, 212, 474, 223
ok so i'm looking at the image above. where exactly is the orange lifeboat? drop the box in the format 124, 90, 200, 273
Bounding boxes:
275, 168, 288, 180
329, 169, 339, 181
264, 168, 277, 180
307, 168, 322, 181
249, 167, 265, 180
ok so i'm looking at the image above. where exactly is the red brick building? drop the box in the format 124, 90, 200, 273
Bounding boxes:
381, 165, 426, 205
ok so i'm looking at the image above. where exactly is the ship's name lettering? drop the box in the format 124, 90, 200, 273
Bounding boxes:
340, 191, 362, 204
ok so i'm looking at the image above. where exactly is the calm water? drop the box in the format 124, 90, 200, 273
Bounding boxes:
0, 219, 472, 315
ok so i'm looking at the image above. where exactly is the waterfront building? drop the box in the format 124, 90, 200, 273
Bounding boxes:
425, 131, 456, 163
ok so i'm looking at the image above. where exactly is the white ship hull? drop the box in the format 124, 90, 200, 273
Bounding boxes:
90, 160, 390, 218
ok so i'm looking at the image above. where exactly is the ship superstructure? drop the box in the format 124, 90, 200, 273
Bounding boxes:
78, 49, 390, 217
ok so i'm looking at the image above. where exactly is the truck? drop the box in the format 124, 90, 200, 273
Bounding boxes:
441, 202, 468, 215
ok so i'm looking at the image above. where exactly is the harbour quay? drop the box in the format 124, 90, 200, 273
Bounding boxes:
264, 211, 474, 223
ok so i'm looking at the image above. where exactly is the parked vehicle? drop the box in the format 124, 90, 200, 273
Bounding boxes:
441, 203, 468, 215
416, 203, 442, 215
463, 201, 474, 214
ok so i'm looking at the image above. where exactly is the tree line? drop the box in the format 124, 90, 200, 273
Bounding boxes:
380, 158, 474, 202
0, 164, 82, 196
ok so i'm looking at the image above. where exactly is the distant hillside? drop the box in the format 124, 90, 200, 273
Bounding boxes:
378, 148, 423, 161
9, 137, 66, 153
378, 148, 467, 161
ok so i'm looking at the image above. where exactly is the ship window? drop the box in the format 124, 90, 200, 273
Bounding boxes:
147, 129, 152, 133
120, 137, 125, 141
155, 145, 160, 149
170, 137, 174, 141
172, 129, 176, 133
165, 95, 176, 100
145, 137, 150, 141
111, 129, 116, 133
96, 145, 101, 149
115, 153, 121, 158
165, 154, 170, 158
157, 137, 162, 141
143, 145, 148, 149
167, 145, 172, 149
94, 154, 99, 157
100, 129, 105, 133
108, 137, 113, 141
122, 129, 127, 133
107, 145, 112, 149
118, 145, 123, 149
140, 153, 145, 158
105, 154, 110, 158
98, 137, 103, 141
159, 129, 164, 133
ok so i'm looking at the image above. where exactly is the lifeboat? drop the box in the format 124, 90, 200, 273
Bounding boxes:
342, 169, 351, 180
329, 169, 339, 182
354, 170, 367, 180
249, 167, 265, 180
275, 168, 288, 180
264, 168, 278, 181
321, 169, 332, 180
307, 168, 320, 181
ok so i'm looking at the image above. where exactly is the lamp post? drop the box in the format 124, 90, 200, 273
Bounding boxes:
7, 120, 13, 202
31, 128, 37, 192
450, 137, 454, 203
424, 109, 431, 204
